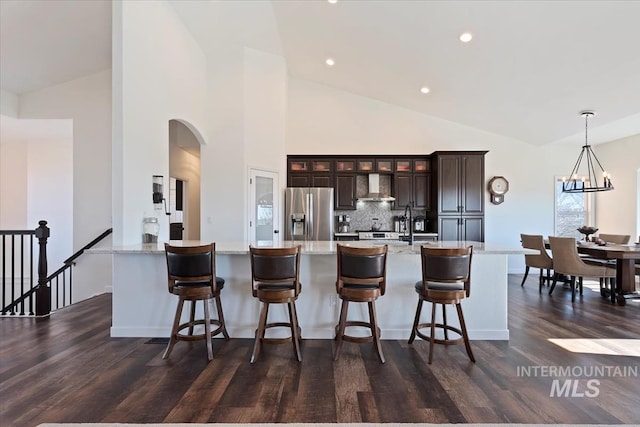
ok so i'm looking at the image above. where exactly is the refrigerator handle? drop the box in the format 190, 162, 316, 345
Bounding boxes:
307, 192, 313, 240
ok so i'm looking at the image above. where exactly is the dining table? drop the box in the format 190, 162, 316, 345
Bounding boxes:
575, 242, 640, 305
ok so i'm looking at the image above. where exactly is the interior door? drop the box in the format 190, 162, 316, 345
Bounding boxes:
249, 168, 280, 244
169, 177, 185, 240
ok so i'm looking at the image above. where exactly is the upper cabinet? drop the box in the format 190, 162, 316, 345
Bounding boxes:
436, 153, 484, 215
288, 157, 333, 187
393, 158, 430, 210
357, 159, 374, 173
376, 159, 393, 173
336, 160, 355, 172
431, 151, 487, 241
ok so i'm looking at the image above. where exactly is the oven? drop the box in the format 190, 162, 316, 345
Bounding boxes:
357, 231, 402, 241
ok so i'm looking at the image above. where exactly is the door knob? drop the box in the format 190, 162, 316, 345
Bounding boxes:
274, 230, 280, 234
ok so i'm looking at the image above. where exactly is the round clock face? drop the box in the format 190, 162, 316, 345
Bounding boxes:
490, 177, 509, 195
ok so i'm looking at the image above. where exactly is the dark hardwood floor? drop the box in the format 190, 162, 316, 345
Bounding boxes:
1, 275, 639, 426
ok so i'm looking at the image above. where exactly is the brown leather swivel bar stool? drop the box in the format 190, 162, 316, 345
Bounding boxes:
520, 234, 553, 291
334, 244, 388, 363
249, 245, 303, 363
163, 243, 229, 361
409, 246, 474, 364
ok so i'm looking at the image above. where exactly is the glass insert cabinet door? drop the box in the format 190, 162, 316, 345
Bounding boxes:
249, 168, 280, 244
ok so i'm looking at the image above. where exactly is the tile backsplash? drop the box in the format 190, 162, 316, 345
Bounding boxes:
335, 175, 428, 232
336, 203, 427, 232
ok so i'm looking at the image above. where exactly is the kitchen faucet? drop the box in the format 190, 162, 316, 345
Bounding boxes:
403, 203, 414, 245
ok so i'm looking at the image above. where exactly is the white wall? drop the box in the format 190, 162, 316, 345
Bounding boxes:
26, 139, 73, 270
244, 48, 287, 178
17, 69, 112, 299
0, 141, 28, 229
1, 90, 18, 117
594, 134, 640, 238
201, 46, 287, 242
19, 70, 112, 247
201, 44, 245, 242
286, 77, 636, 272
113, 0, 207, 245
0, 136, 72, 281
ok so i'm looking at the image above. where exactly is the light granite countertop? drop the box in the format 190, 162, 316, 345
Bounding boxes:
88, 240, 535, 256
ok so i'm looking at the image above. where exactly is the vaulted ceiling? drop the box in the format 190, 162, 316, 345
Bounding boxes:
2, 0, 639, 146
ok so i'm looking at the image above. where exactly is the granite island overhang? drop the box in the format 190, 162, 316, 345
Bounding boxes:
89, 240, 535, 341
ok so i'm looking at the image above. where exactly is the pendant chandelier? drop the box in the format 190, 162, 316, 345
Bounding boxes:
562, 111, 613, 193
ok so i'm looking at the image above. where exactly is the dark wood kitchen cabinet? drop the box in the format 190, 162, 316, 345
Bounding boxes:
431, 151, 487, 241
438, 216, 484, 242
393, 174, 412, 208
393, 172, 430, 211
288, 158, 333, 187
412, 173, 431, 210
335, 174, 357, 210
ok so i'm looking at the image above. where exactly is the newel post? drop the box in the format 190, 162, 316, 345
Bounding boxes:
35, 220, 51, 316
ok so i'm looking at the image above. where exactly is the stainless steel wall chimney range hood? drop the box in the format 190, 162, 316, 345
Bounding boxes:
358, 173, 395, 202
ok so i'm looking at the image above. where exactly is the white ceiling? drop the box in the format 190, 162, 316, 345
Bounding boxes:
1, 0, 639, 146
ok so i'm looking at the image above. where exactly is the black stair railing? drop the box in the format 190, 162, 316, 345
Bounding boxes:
1, 221, 112, 316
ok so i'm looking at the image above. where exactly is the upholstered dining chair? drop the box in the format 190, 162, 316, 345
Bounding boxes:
520, 234, 553, 292
584, 234, 630, 296
548, 236, 616, 302
597, 234, 631, 244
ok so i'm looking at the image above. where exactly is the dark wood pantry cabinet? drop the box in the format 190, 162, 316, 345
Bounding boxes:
430, 151, 487, 241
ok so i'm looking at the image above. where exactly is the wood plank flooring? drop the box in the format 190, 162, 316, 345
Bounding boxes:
1, 275, 639, 426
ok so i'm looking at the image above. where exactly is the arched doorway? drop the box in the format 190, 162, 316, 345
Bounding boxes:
168, 119, 203, 240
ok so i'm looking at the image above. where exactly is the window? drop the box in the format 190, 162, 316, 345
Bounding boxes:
554, 177, 594, 238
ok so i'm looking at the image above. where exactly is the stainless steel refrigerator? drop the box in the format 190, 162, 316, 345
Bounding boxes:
284, 188, 334, 241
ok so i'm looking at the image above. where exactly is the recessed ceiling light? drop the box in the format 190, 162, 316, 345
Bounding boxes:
325, 58, 335, 66
420, 87, 430, 94
328, 0, 338, 4
460, 32, 473, 43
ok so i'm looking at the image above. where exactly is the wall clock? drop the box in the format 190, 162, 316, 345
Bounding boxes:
488, 176, 509, 205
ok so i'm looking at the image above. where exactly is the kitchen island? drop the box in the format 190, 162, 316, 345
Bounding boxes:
91, 241, 532, 341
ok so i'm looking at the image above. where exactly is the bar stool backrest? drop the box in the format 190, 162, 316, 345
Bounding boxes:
337, 245, 388, 295
420, 246, 473, 297
164, 243, 216, 293
249, 246, 301, 296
